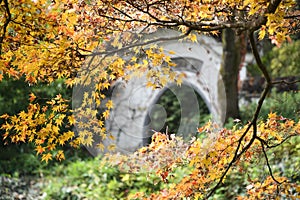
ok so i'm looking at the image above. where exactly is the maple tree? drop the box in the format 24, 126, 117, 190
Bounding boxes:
0, 0, 300, 198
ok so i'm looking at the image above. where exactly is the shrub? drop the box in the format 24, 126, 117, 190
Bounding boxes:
42, 157, 165, 200
240, 91, 300, 122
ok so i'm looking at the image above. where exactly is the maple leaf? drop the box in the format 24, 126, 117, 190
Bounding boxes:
189, 34, 198, 43
268, 112, 277, 119
105, 100, 114, 109
102, 110, 110, 119
0, 114, 9, 119
96, 143, 105, 151
36, 145, 45, 155
258, 26, 266, 40
55, 150, 65, 161
68, 115, 76, 125
42, 153, 53, 163
29, 93, 36, 102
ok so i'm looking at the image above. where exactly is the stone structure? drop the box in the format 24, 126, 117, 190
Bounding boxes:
102, 29, 227, 154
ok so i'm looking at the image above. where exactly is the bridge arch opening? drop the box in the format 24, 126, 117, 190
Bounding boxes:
142, 83, 210, 146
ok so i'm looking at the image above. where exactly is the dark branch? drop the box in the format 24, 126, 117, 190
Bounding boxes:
205, 30, 275, 199
249, 32, 272, 84
256, 134, 298, 149
90, 29, 192, 57
272, 79, 300, 85
260, 140, 282, 184
0, 0, 11, 55
284, 14, 300, 19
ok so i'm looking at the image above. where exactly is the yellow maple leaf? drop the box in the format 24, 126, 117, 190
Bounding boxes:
42, 153, 53, 163
168, 50, 176, 55
68, 115, 76, 125
29, 93, 36, 102
258, 26, 266, 40
97, 142, 105, 151
189, 34, 198, 43
108, 144, 116, 151
102, 110, 110, 119
84, 135, 94, 147
268, 112, 277, 119
105, 100, 114, 109
36, 145, 45, 155
56, 150, 65, 161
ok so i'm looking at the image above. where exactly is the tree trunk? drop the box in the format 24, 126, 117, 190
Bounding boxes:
218, 28, 242, 124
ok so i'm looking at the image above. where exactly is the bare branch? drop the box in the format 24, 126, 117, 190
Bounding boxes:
284, 14, 300, 19
272, 79, 300, 85
89, 29, 192, 57
249, 32, 272, 83
256, 134, 298, 149
260, 140, 282, 184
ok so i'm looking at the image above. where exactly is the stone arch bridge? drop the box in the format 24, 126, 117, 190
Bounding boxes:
74, 29, 250, 155
102, 29, 228, 154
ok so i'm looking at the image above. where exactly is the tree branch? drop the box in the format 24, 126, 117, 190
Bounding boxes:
0, 0, 11, 55
89, 29, 192, 57
249, 32, 272, 83
256, 134, 298, 149
260, 140, 282, 184
272, 79, 300, 85
76, 28, 192, 90
206, 30, 275, 199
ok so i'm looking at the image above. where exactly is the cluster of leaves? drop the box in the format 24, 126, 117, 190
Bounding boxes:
38, 133, 299, 199
0, 0, 91, 83
98, 0, 298, 44
0, 0, 299, 158
1, 94, 78, 163
0, 0, 188, 160
0, 76, 69, 116
108, 114, 300, 199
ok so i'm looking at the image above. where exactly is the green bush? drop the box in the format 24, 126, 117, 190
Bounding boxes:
42, 157, 165, 200
0, 151, 42, 176
240, 91, 300, 122
247, 40, 300, 77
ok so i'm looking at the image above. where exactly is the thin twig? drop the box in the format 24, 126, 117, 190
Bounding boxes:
272, 79, 300, 85
260, 140, 282, 184
256, 134, 298, 149
90, 29, 192, 57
